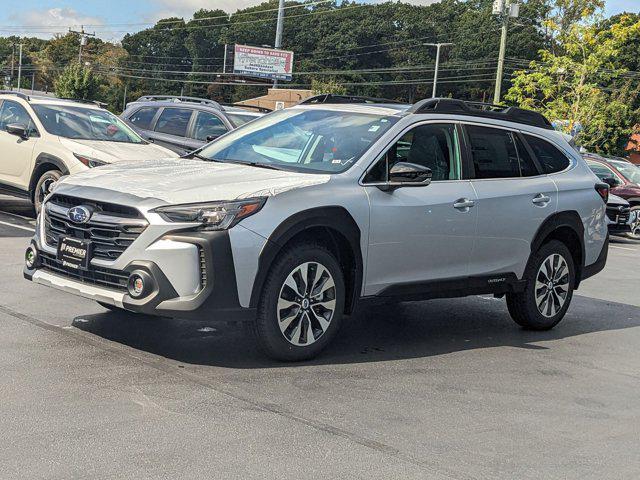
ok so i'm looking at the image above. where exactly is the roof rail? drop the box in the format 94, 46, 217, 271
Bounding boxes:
408, 98, 553, 130
57, 97, 107, 108
135, 95, 222, 109
0, 90, 30, 101
220, 103, 272, 113
299, 94, 406, 106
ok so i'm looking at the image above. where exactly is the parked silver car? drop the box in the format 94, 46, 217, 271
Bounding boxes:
25, 96, 609, 360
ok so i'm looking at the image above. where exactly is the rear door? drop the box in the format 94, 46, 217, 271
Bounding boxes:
189, 111, 229, 147
123, 106, 160, 140
464, 124, 557, 278
363, 122, 478, 295
149, 107, 196, 155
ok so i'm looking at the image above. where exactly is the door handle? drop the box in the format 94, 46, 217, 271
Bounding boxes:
532, 193, 551, 205
453, 198, 475, 210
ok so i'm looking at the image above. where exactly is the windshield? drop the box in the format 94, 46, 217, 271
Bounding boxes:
227, 112, 261, 127
33, 104, 145, 143
198, 108, 399, 173
609, 160, 640, 184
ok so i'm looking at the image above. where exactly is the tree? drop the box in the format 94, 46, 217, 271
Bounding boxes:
505, 14, 640, 154
311, 78, 347, 95
54, 63, 99, 100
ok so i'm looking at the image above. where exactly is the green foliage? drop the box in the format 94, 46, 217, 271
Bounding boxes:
311, 78, 347, 95
54, 63, 99, 100
505, 12, 640, 155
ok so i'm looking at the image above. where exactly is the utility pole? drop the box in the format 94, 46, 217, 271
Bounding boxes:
222, 44, 228, 74
424, 43, 453, 98
16, 44, 23, 92
492, 0, 519, 104
122, 83, 128, 111
10, 44, 15, 89
273, 0, 285, 88
69, 26, 96, 64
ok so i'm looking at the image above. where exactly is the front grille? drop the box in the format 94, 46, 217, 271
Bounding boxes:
40, 252, 129, 292
606, 206, 630, 224
44, 196, 148, 260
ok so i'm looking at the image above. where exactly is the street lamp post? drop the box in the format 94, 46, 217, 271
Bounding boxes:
424, 43, 453, 98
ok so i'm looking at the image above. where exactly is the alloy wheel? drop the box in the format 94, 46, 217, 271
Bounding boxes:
535, 253, 570, 318
277, 261, 336, 346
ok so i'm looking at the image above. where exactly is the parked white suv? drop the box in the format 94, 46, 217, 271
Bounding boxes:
0, 91, 176, 212
24, 96, 610, 360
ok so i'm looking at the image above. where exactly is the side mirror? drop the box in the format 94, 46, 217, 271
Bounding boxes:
6, 123, 29, 140
206, 134, 220, 142
388, 162, 432, 187
602, 176, 621, 188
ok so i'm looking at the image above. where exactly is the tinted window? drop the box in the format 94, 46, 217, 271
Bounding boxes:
154, 108, 193, 137
514, 134, 539, 177
525, 135, 571, 173
608, 159, 640, 184
364, 123, 461, 183
227, 113, 260, 127
128, 107, 159, 130
192, 112, 227, 141
0, 100, 38, 136
467, 125, 520, 179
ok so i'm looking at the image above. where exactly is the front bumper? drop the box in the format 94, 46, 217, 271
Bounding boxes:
24, 229, 257, 323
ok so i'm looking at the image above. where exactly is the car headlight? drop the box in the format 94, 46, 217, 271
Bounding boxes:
151, 198, 266, 230
74, 153, 108, 168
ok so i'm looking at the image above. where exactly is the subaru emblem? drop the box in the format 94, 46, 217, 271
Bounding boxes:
67, 206, 92, 224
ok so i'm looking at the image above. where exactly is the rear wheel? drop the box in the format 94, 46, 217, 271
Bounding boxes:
33, 169, 61, 213
506, 240, 575, 330
253, 242, 345, 361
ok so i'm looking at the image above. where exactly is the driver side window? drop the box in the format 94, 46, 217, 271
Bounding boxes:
364, 123, 461, 183
0, 100, 38, 137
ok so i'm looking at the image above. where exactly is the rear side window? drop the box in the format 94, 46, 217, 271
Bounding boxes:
128, 107, 158, 130
514, 135, 539, 177
154, 108, 193, 137
467, 125, 521, 179
524, 135, 571, 173
191, 112, 227, 141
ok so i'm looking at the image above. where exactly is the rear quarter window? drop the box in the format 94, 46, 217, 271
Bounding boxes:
127, 107, 159, 130
524, 135, 571, 174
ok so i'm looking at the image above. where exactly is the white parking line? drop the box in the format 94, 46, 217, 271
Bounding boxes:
0, 220, 35, 232
610, 245, 638, 252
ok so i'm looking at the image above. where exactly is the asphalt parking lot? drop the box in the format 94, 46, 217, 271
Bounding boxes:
1, 196, 639, 480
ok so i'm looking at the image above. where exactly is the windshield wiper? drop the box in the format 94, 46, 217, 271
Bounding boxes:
221, 160, 284, 171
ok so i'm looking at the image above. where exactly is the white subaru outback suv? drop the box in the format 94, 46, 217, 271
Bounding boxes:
24, 95, 609, 361
0, 91, 176, 212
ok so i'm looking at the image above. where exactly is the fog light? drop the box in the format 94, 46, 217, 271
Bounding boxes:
127, 270, 153, 299
25, 246, 38, 269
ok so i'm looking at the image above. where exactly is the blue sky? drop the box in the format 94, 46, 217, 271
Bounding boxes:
0, 0, 638, 41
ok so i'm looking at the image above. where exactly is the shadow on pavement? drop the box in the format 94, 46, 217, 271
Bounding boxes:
72, 294, 640, 369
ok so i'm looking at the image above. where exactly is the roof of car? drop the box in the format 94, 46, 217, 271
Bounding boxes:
294, 103, 411, 116
0, 91, 105, 109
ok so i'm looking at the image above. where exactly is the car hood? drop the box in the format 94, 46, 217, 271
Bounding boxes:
608, 194, 629, 207
59, 138, 178, 162
57, 157, 330, 204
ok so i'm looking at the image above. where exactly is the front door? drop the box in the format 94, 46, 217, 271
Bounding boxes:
363, 122, 478, 296
0, 100, 39, 189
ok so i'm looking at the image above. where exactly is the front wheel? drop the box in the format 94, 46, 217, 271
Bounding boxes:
33, 170, 62, 213
506, 240, 575, 330
253, 243, 345, 361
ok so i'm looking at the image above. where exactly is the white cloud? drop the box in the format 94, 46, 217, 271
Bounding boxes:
10, 8, 105, 38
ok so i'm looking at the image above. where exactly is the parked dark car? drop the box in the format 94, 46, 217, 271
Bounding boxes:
606, 194, 636, 236
585, 153, 640, 238
121, 95, 269, 155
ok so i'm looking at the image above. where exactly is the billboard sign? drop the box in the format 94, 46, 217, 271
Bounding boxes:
233, 45, 294, 81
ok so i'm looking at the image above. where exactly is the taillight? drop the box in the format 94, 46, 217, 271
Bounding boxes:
595, 183, 609, 204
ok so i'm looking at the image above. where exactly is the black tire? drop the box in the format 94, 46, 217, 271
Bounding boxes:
506, 240, 575, 330
252, 242, 345, 361
97, 301, 124, 312
627, 206, 640, 240
33, 170, 62, 213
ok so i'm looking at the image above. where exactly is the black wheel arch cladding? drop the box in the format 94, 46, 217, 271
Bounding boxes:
249, 206, 363, 314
